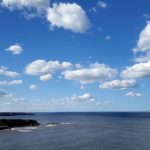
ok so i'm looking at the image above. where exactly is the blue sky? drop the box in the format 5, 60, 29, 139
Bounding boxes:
0, 0, 150, 112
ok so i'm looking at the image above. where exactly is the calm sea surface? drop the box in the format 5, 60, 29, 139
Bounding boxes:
1, 112, 150, 150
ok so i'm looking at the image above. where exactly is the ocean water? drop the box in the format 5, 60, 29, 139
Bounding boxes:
0, 112, 150, 150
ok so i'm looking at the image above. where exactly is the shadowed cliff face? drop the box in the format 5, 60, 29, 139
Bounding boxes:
0, 119, 40, 130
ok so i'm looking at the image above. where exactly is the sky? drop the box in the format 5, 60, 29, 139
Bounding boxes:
0, 0, 150, 112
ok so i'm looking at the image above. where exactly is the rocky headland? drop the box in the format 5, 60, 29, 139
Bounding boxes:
0, 119, 40, 130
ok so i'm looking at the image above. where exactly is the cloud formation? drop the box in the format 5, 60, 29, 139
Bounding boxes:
0, 66, 19, 78
126, 91, 143, 97
29, 84, 38, 90
47, 3, 91, 33
0, 89, 8, 97
0, 80, 23, 85
70, 93, 95, 103
1, 0, 49, 13
134, 51, 150, 63
121, 61, 150, 79
97, 1, 107, 8
133, 21, 150, 53
91, 1, 108, 12
100, 79, 138, 89
1, 92, 97, 111
40, 74, 52, 81
5, 43, 23, 55
63, 63, 117, 84
25, 60, 72, 80
1, 1, 91, 33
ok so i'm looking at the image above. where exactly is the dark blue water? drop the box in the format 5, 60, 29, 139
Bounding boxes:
1, 112, 150, 150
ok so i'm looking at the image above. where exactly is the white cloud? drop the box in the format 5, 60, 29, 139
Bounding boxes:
0, 92, 97, 112
121, 61, 150, 79
1, 0, 49, 12
0, 89, 8, 97
91, 1, 108, 13
5, 93, 14, 98
70, 93, 95, 103
40, 74, 52, 81
97, 1, 107, 8
29, 84, 38, 90
100, 79, 138, 89
0, 66, 19, 78
0, 80, 23, 85
134, 51, 150, 63
133, 21, 150, 53
47, 3, 91, 33
1, 1, 91, 33
9, 80, 23, 85
0, 89, 14, 98
25, 60, 72, 76
126, 91, 143, 97
5, 43, 23, 55
63, 63, 117, 84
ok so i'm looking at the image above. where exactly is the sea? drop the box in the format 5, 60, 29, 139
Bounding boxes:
0, 112, 150, 150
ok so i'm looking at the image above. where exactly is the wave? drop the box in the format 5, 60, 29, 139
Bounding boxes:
11, 126, 38, 132
60, 122, 73, 125
45, 122, 73, 127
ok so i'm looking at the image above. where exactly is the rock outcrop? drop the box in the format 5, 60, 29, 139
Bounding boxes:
0, 113, 34, 116
0, 119, 40, 130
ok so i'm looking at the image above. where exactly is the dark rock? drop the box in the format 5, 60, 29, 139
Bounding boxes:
0, 119, 40, 130
0, 112, 34, 116
0, 126, 10, 130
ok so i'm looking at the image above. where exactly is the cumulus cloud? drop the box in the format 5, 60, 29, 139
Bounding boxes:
40, 74, 52, 81
63, 63, 117, 84
47, 3, 91, 33
126, 91, 143, 97
5, 43, 23, 55
0, 66, 19, 78
121, 61, 150, 79
133, 21, 150, 53
25, 60, 72, 80
69, 93, 95, 103
100, 79, 138, 89
1, 1, 91, 33
29, 84, 38, 90
0, 80, 23, 85
1, 0, 49, 13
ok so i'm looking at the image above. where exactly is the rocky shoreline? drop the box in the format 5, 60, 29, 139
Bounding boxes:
0, 113, 34, 116
0, 119, 40, 130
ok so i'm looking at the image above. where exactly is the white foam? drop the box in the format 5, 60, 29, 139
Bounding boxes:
45, 122, 73, 127
61, 122, 73, 125
11, 126, 38, 132
46, 124, 58, 127
17, 129, 31, 132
